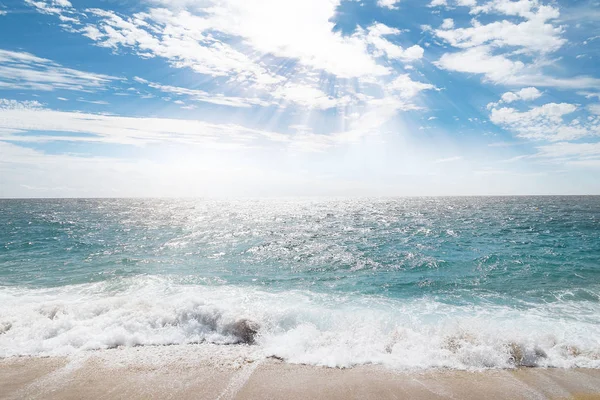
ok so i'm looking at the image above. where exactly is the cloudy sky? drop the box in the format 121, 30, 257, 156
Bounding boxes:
0, 0, 599, 197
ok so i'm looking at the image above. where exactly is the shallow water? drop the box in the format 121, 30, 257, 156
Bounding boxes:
1, 197, 599, 369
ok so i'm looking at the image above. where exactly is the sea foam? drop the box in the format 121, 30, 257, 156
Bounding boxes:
1, 275, 599, 370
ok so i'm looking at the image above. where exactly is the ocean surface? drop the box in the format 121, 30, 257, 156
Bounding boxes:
1, 197, 599, 370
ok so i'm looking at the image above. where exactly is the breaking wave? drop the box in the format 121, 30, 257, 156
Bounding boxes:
1, 275, 599, 370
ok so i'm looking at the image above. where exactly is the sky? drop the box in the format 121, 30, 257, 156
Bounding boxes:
0, 0, 599, 197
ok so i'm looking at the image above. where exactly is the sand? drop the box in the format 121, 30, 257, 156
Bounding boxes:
1, 345, 600, 400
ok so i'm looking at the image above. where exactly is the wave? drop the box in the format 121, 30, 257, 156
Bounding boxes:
1, 275, 599, 370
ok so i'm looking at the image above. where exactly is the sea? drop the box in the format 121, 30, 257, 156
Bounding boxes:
1, 197, 599, 370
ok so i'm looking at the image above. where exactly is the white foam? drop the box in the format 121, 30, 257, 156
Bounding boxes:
1, 276, 599, 370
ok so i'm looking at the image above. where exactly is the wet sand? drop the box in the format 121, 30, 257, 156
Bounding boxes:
1, 345, 600, 400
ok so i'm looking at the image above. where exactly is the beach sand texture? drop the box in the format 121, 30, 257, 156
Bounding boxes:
1, 345, 600, 400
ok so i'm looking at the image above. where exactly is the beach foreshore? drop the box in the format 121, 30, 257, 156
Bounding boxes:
1, 345, 600, 400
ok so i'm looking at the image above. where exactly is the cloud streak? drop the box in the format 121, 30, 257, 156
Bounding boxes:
0, 49, 118, 92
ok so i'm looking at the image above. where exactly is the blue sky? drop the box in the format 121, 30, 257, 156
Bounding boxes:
0, 0, 599, 197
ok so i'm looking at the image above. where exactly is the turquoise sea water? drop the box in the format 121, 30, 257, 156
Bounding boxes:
1, 197, 599, 369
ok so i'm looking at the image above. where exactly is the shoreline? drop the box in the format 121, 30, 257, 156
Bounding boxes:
2, 345, 600, 399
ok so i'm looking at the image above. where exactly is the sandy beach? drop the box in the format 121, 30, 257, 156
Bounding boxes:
1, 344, 600, 400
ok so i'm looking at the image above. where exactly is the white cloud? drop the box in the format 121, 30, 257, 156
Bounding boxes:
471, 0, 559, 20
0, 99, 43, 110
80, 7, 281, 84
429, 1, 600, 91
377, 0, 401, 9
27, 0, 427, 84
0, 99, 403, 152
519, 75, 600, 90
500, 92, 520, 103
25, 0, 79, 22
192, 0, 392, 78
487, 87, 542, 108
271, 83, 351, 109
25, 0, 69, 14
429, 0, 447, 6
76, 98, 109, 105
363, 23, 425, 62
492, 102, 577, 124
61, 2, 390, 81
588, 104, 600, 115
133, 75, 354, 110
579, 92, 600, 100
0, 101, 288, 146
0, 10, 7, 16
531, 141, 600, 169
436, 46, 525, 83
133, 76, 269, 108
388, 74, 436, 99
490, 102, 600, 141
503, 87, 542, 102
80, 25, 104, 41
536, 142, 600, 159
441, 19, 454, 29
0, 49, 118, 91
436, 46, 600, 89
431, 0, 547, 12
434, 12, 565, 54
